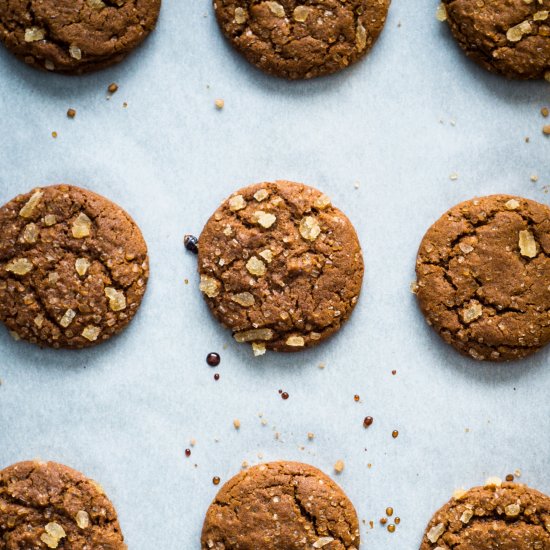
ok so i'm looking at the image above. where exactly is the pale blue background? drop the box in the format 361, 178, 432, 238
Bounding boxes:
0, 0, 548, 548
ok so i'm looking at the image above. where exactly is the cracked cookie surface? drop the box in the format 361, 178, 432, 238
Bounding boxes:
0, 460, 126, 549
197, 180, 364, 354
415, 195, 550, 362
201, 461, 360, 550
420, 481, 550, 549
0, 0, 161, 74
442, 0, 550, 79
213, 0, 390, 79
0, 184, 149, 349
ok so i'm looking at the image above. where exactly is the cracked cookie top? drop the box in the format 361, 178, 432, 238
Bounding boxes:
415, 194, 550, 362
197, 181, 364, 354
201, 461, 360, 550
0, 460, 126, 549
441, 0, 550, 79
0, 0, 161, 74
0, 184, 149, 349
420, 481, 550, 550
213, 0, 390, 79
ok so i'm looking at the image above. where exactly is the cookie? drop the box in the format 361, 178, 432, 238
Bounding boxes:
415, 194, 550, 361
0, 460, 126, 549
420, 481, 550, 549
0, 184, 149, 349
213, 0, 390, 79
0, 0, 161, 74
201, 461, 360, 549
197, 180, 364, 354
440, 0, 550, 79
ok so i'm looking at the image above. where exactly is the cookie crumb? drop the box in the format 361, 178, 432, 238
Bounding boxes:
531, 175, 539, 183
51, 131, 58, 139
108, 83, 118, 94
541, 107, 549, 117
543, 125, 550, 135
215, 99, 225, 110
233, 419, 241, 429
334, 460, 344, 474
307, 432, 314, 440
67, 108, 76, 118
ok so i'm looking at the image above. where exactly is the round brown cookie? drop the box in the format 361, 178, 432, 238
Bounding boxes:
197, 180, 364, 354
415, 195, 550, 362
0, 184, 149, 349
201, 461, 360, 550
0, 0, 161, 74
0, 460, 126, 549
440, 0, 550, 79
420, 481, 550, 549
213, 0, 390, 79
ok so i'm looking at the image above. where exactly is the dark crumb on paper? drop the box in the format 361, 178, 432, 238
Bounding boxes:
123, 102, 128, 108
184, 234, 199, 253
387, 524, 396, 533
506, 473, 514, 481
206, 352, 220, 367
354, 394, 360, 402
108, 82, 118, 94
185, 448, 191, 457
392, 430, 399, 439
541, 107, 549, 118
391, 369, 397, 375
363, 416, 374, 428
280, 391, 289, 400
215, 99, 224, 110
67, 108, 76, 118
213, 476, 220, 485
51, 131, 58, 139
214, 373, 220, 381
543, 125, 550, 136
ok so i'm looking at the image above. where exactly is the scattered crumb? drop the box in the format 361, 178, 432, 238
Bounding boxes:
541, 107, 549, 117
543, 125, 550, 135
67, 108, 76, 119
241, 461, 249, 469
354, 181, 360, 189
184, 278, 189, 285
51, 131, 58, 139
525, 137, 530, 143
318, 363, 326, 369
190, 438, 196, 446
233, 419, 241, 430
108, 82, 118, 94
307, 432, 315, 440
450, 120, 456, 126
215, 99, 225, 110
514, 469, 522, 478
531, 175, 539, 182
123, 102, 128, 108
261, 419, 268, 426
334, 460, 345, 474
449, 172, 459, 181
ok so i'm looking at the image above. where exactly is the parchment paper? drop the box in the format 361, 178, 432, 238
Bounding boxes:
0, 1, 548, 548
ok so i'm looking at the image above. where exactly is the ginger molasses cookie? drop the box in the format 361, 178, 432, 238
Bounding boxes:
0, 184, 149, 349
420, 480, 550, 549
201, 461, 360, 549
440, 0, 550, 79
0, 0, 161, 74
213, 0, 390, 79
197, 180, 364, 354
415, 195, 550, 362
0, 460, 126, 549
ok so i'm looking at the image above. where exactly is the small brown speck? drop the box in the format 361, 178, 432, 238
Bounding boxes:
185, 448, 191, 457
387, 524, 396, 533
391, 370, 397, 375
334, 460, 344, 473
363, 416, 374, 428
215, 99, 224, 110
386, 507, 394, 517
281, 391, 289, 400
541, 107, 549, 117
51, 131, 58, 139
108, 83, 118, 94
307, 432, 314, 440
233, 419, 241, 430
392, 430, 399, 439
213, 476, 220, 485
505, 474, 514, 482
354, 394, 360, 402
380, 518, 387, 525
395, 517, 401, 525
123, 102, 128, 108
525, 137, 530, 143
543, 125, 550, 135
214, 373, 220, 381
67, 108, 76, 118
